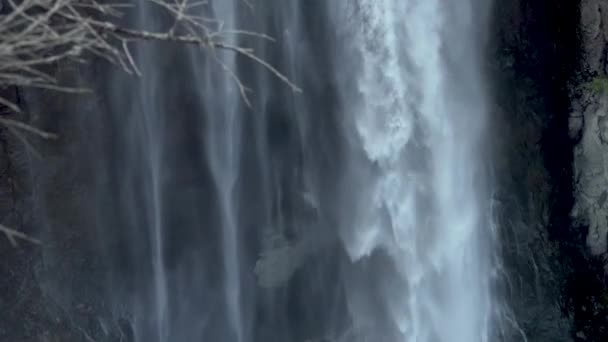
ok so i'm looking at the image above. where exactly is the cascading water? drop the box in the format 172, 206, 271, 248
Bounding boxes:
332, 1, 494, 341
30, 1, 498, 341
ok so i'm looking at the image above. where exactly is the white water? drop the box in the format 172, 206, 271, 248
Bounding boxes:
199, 3, 245, 341
37, 0, 499, 341
335, 1, 494, 341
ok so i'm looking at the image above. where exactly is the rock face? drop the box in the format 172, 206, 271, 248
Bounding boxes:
490, 0, 574, 338
574, 0, 608, 257
490, 0, 608, 340
553, 0, 608, 340
572, 93, 608, 256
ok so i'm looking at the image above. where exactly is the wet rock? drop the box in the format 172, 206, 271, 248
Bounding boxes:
573, 94, 608, 255
573, 0, 608, 258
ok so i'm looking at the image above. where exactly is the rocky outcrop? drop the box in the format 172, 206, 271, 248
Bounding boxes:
580, 0, 608, 75
572, 93, 608, 256
572, 0, 608, 257
537, 0, 608, 340
490, 0, 608, 340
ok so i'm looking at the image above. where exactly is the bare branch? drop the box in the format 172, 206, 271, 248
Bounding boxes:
0, 95, 22, 113
0, 117, 58, 139
0, 0, 306, 250
0, 224, 41, 246
213, 52, 252, 107
0, 0, 300, 138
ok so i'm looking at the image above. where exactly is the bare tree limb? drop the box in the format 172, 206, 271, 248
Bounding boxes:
0, 0, 303, 247
0, 0, 300, 141
0, 0, 299, 109
0, 224, 41, 246
0, 117, 58, 139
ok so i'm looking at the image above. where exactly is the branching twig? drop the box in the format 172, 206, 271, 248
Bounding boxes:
0, 117, 58, 139
0, 0, 300, 129
0, 224, 41, 246
0, 0, 302, 248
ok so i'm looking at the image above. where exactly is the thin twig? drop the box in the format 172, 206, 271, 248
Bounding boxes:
0, 224, 41, 246
0, 0, 300, 132
0, 117, 58, 139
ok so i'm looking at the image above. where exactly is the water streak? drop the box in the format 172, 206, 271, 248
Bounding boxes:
32, 1, 497, 341
332, 1, 494, 341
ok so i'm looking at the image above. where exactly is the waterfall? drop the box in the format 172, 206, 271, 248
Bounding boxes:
31, 1, 497, 341
331, 1, 494, 341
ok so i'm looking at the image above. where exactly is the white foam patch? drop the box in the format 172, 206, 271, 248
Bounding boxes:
337, 0, 495, 341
